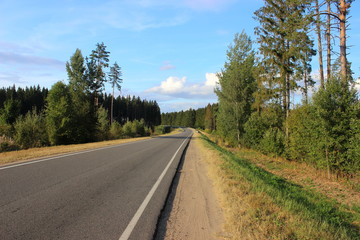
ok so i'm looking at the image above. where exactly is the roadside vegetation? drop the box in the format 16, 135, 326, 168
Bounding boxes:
0, 43, 161, 153
199, 133, 359, 240
162, 1, 359, 238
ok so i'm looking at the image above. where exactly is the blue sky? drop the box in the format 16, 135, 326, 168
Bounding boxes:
1, 0, 360, 113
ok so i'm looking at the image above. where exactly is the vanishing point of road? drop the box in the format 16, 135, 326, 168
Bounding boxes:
0, 128, 192, 240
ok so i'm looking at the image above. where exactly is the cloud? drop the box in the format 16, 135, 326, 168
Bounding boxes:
145, 73, 219, 98
0, 52, 64, 69
160, 61, 176, 70
147, 76, 186, 94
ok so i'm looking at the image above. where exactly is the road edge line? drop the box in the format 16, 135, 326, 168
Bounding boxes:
118, 133, 192, 240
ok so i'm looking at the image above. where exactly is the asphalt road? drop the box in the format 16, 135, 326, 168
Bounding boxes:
0, 128, 192, 240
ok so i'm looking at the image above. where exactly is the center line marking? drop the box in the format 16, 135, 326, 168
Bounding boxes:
118, 133, 192, 240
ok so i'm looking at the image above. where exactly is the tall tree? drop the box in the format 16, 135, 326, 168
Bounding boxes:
66, 49, 96, 142
90, 42, 110, 106
315, 0, 325, 88
215, 31, 256, 145
254, 0, 314, 139
45, 82, 73, 145
108, 62, 123, 124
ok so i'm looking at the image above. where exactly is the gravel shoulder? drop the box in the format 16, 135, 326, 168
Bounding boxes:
155, 131, 224, 240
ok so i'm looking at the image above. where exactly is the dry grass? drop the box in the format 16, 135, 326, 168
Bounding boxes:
196, 133, 357, 240
233, 148, 360, 213
0, 129, 183, 166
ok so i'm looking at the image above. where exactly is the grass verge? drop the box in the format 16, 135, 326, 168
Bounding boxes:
0, 128, 183, 166
199, 133, 360, 240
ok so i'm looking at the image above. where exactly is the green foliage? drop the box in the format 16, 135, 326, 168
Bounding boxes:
286, 105, 324, 166
131, 119, 146, 137
259, 127, 285, 156
67, 49, 97, 143
313, 78, 358, 175
0, 99, 21, 125
109, 121, 123, 139
14, 109, 48, 149
154, 125, 171, 135
45, 82, 74, 145
215, 31, 256, 145
96, 106, 110, 141
243, 106, 283, 149
348, 116, 360, 173
201, 134, 359, 240
122, 121, 134, 137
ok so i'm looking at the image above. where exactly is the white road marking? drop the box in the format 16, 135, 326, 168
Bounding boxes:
0, 138, 154, 171
118, 133, 192, 240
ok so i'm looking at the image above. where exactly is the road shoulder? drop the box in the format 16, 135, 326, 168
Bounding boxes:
155, 131, 224, 240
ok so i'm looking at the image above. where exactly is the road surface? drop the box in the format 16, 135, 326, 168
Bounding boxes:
0, 128, 192, 240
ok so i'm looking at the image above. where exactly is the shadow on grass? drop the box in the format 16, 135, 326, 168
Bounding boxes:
201, 134, 360, 240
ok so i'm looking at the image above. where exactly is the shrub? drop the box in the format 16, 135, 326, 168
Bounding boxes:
123, 121, 134, 137
259, 127, 284, 156
14, 110, 48, 149
109, 121, 123, 139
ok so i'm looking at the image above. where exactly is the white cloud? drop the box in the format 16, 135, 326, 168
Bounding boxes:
354, 78, 360, 92
145, 73, 219, 98
147, 76, 186, 94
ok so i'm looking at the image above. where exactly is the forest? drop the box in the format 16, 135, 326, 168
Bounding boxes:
162, 0, 359, 177
0, 43, 161, 152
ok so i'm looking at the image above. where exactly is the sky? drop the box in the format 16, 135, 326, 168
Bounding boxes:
1, 0, 360, 113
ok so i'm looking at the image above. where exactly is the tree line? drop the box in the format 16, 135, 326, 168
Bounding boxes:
0, 43, 161, 151
162, 0, 359, 177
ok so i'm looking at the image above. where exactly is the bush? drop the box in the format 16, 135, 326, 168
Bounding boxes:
259, 127, 284, 156
0, 136, 19, 152
243, 106, 283, 149
123, 121, 134, 137
154, 125, 171, 135
286, 105, 324, 166
14, 110, 48, 149
131, 119, 145, 137
96, 107, 110, 141
109, 121, 123, 139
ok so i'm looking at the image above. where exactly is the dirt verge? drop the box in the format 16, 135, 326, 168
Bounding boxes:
155, 132, 224, 240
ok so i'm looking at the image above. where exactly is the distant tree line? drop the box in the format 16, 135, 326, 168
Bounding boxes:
0, 43, 161, 151
161, 103, 217, 131
162, 0, 359, 177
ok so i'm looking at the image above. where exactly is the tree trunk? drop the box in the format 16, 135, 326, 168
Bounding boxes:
326, 0, 331, 81
111, 87, 114, 124
304, 59, 308, 104
339, 0, 349, 86
316, 0, 325, 88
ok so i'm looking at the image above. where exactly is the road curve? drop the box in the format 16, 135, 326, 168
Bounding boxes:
0, 128, 192, 240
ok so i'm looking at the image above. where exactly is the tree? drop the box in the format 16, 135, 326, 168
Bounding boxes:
90, 42, 110, 106
14, 109, 48, 148
66, 49, 96, 142
254, 0, 314, 140
108, 62, 123, 124
215, 31, 256, 145
204, 104, 215, 131
45, 82, 73, 145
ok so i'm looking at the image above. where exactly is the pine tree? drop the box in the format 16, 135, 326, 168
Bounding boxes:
90, 42, 110, 106
108, 62, 123, 124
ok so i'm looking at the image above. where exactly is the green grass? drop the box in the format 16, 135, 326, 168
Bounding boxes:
200, 134, 360, 240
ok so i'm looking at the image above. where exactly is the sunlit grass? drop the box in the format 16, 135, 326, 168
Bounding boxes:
199, 133, 360, 240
